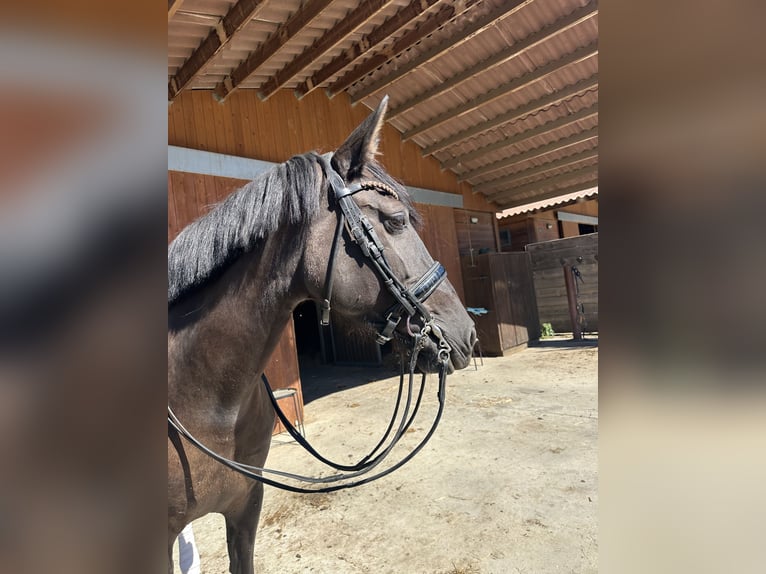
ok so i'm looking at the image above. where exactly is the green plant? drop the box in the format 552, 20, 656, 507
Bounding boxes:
541, 322, 555, 337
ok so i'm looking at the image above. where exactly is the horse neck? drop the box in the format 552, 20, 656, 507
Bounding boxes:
169, 230, 306, 405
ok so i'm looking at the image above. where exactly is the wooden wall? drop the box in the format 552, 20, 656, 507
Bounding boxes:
526, 233, 598, 333
499, 219, 529, 252
529, 217, 561, 244
453, 209, 498, 259
558, 198, 599, 238
167, 171, 244, 241
168, 89, 497, 213
417, 203, 465, 301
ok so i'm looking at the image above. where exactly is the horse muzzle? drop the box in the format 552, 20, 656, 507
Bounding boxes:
416, 322, 476, 373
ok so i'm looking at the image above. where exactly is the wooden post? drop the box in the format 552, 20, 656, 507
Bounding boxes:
562, 265, 583, 340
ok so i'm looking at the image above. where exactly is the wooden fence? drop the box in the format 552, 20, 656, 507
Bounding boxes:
526, 233, 598, 333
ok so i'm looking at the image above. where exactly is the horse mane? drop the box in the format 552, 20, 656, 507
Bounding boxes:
168, 153, 324, 305
168, 152, 419, 306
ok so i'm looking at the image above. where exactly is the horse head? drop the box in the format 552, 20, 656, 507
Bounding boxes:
302, 97, 477, 373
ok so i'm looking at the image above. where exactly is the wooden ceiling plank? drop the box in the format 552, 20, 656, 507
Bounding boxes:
327, 0, 483, 98
466, 126, 598, 187
294, 0, 443, 99
467, 148, 598, 188
213, 0, 334, 102
403, 41, 598, 141
422, 74, 598, 156
258, 0, 394, 101
446, 102, 598, 171
490, 177, 599, 209
352, 0, 534, 103
388, 1, 597, 118
480, 164, 598, 199
168, 0, 268, 100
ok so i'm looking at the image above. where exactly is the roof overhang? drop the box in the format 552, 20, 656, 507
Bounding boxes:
169, 0, 598, 210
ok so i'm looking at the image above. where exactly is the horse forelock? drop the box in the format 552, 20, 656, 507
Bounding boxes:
168, 153, 324, 305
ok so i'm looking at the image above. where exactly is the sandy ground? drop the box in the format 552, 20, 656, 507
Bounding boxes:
174, 337, 598, 573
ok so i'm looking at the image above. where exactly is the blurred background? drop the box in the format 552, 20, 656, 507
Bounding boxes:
599, 1, 766, 572
0, 2, 166, 573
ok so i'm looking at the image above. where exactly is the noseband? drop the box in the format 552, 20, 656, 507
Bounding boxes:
168, 156, 453, 493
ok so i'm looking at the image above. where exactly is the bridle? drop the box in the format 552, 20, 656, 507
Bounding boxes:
318, 155, 448, 348
167, 155, 452, 493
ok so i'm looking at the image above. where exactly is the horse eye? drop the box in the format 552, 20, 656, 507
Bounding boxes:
385, 212, 407, 234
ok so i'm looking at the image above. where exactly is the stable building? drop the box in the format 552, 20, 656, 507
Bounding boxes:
168, 0, 599, 429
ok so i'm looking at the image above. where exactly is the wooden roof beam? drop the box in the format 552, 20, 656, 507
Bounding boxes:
258, 0, 394, 101
258, 0, 391, 100
403, 41, 598, 141
168, 0, 268, 100
481, 164, 599, 199
326, 0, 482, 98
446, 102, 598, 172
168, 0, 185, 21
294, 0, 443, 99
388, 1, 597, 118
489, 177, 599, 209
422, 74, 598, 156
465, 126, 598, 186
351, 0, 535, 103
469, 148, 598, 190
213, 0, 333, 103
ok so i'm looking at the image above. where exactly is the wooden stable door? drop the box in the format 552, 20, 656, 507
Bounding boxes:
461, 253, 540, 356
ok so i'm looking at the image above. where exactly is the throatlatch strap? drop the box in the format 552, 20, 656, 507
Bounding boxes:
321, 209, 345, 326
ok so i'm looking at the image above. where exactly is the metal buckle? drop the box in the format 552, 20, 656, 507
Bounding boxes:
376, 315, 401, 345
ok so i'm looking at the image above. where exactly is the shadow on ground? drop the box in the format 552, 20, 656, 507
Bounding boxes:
297, 358, 400, 405
530, 335, 599, 350
299, 334, 598, 404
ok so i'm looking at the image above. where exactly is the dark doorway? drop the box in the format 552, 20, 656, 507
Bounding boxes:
292, 301, 327, 368
292, 301, 384, 368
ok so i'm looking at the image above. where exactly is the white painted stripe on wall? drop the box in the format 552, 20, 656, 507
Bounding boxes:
168, 145, 275, 180
406, 185, 463, 208
168, 145, 463, 209
557, 211, 599, 225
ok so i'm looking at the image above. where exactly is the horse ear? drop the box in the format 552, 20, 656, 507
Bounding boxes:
332, 95, 388, 179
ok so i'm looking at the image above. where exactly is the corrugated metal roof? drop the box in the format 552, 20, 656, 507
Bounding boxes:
496, 186, 597, 218
168, 0, 598, 210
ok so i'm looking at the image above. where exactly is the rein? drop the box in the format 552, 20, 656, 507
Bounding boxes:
167, 156, 452, 493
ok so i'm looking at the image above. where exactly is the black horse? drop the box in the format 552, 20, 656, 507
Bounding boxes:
168, 98, 476, 573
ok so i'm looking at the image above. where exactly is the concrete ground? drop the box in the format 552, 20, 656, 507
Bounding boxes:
176, 337, 598, 573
